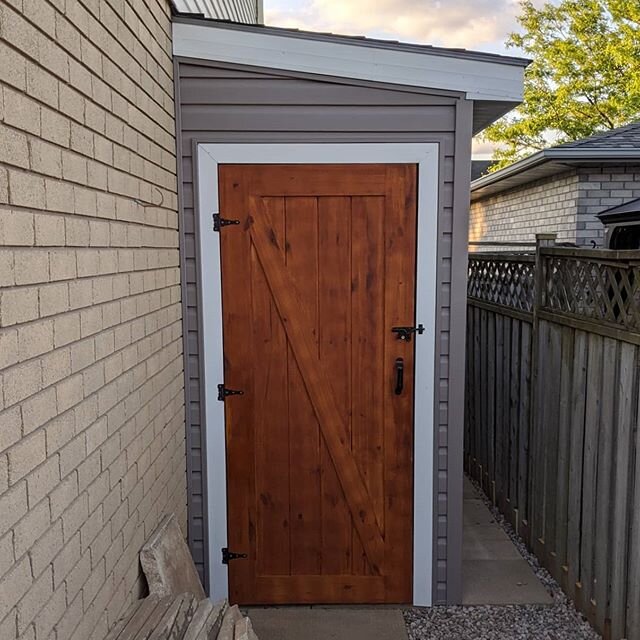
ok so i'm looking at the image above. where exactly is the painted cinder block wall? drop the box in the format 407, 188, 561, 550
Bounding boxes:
470, 165, 640, 247
0, 1, 187, 638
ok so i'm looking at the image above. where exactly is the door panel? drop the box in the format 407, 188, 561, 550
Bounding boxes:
219, 164, 417, 604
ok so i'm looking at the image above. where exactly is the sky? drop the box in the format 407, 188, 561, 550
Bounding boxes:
263, 0, 533, 158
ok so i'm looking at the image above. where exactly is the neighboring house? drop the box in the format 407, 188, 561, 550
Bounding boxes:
0, 2, 524, 639
469, 123, 640, 248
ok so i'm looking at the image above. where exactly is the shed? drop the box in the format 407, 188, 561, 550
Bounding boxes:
172, 15, 527, 607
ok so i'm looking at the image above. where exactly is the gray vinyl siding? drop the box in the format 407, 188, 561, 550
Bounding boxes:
175, 57, 472, 605
173, 0, 261, 23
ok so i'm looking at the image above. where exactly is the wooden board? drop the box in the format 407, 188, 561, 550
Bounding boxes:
220, 164, 417, 604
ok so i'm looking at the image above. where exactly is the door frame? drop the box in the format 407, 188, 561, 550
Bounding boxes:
196, 143, 440, 606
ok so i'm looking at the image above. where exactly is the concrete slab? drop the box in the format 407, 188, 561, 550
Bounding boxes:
462, 478, 553, 606
246, 607, 408, 640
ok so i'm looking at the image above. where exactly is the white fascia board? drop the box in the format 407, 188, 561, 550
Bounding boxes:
173, 22, 525, 102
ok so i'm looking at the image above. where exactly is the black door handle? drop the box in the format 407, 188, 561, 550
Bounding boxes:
394, 357, 404, 395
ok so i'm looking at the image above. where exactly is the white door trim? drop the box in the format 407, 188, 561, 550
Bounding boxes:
196, 143, 439, 606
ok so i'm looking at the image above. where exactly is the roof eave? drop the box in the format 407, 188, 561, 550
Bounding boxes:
172, 20, 527, 104
471, 148, 640, 198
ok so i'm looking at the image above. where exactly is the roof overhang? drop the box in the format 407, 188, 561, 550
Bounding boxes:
172, 19, 527, 133
471, 149, 640, 201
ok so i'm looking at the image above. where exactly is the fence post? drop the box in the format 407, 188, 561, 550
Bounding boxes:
526, 233, 557, 552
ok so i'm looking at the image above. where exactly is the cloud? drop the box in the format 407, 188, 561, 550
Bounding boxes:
265, 0, 523, 52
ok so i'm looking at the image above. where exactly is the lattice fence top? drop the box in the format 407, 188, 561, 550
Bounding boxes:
468, 254, 535, 313
540, 250, 640, 332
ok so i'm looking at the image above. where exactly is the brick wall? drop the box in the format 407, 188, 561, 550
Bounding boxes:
0, 1, 187, 639
470, 164, 640, 249
576, 165, 640, 246
469, 170, 580, 246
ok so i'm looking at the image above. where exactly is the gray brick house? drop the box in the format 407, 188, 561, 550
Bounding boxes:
470, 123, 640, 247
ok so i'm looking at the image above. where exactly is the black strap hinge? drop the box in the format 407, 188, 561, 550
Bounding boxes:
391, 324, 425, 342
217, 384, 244, 401
213, 213, 240, 232
222, 547, 247, 564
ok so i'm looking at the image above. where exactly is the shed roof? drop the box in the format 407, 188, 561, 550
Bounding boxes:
597, 197, 640, 224
471, 122, 640, 201
172, 13, 529, 133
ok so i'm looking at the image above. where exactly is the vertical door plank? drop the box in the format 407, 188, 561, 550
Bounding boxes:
285, 196, 323, 577
251, 197, 291, 577
381, 164, 416, 601
487, 312, 496, 490
318, 196, 353, 576
494, 313, 504, 504
517, 320, 532, 537
351, 195, 386, 576
219, 165, 258, 602
509, 318, 520, 522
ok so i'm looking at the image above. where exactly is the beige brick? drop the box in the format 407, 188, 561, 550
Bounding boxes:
70, 338, 95, 373
39, 281, 70, 317
16, 565, 53, 634
0, 531, 14, 577
74, 185, 98, 217
79, 505, 103, 555
44, 410, 75, 455
0, 554, 32, 622
29, 138, 63, 178
0, 123, 29, 168
87, 160, 108, 190
8, 169, 46, 209
8, 429, 46, 485
76, 251, 101, 278
66, 549, 91, 603
34, 213, 66, 246
53, 591, 82, 640
0, 287, 39, 327
17, 321, 54, 362
80, 306, 103, 337
40, 106, 71, 148
70, 122, 94, 157
0, 166, 7, 203
3, 87, 40, 136
53, 531, 79, 589
41, 347, 71, 387
26, 61, 59, 109
54, 313, 81, 347
59, 434, 86, 478
45, 178, 75, 213
0, 481, 28, 538
26, 454, 59, 510
59, 83, 85, 123
0, 209, 34, 246
0, 327, 18, 368
13, 497, 51, 559
61, 150, 87, 184
66, 216, 90, 246
0, 611, 17, 640
68, 58, 92, 96
15, 249, 50, 285
30, 520, 63, 579
61, 493, 89, 544
50, 470, 79, 519
56, 373, 84, 413
21, 387, 57, 434
0, 249, 12, 287
0, 405, 21, 452
49, 249, 77, 280
0, 39, 27, 90
0, 453, 6, 494
77, 449, 101, 492
33, 582, 66, 640
3, 359, 42, 406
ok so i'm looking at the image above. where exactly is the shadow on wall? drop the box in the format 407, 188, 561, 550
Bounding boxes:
468, 202, 487, 246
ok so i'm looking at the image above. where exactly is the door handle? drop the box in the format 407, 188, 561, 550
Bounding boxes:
394, 357, 404, 395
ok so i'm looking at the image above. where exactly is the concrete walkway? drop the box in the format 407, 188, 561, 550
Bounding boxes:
462, 477, 552, 605
247, 607, 408, 640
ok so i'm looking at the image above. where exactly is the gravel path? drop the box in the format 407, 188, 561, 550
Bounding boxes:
403, 477, 601, 640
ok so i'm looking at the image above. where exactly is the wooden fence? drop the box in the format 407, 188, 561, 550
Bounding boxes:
465, 237, 640, 640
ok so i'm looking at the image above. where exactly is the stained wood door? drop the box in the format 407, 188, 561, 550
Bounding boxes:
219, 163, 417, 604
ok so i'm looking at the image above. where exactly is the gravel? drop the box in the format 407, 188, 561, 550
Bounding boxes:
403, 477, 601, 640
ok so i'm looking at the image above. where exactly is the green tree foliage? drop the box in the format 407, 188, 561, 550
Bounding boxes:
483, 0, 640, 169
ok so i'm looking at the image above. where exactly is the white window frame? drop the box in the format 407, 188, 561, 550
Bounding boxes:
196, 143, 439, 606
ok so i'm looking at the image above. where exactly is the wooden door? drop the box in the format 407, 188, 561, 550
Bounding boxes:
219, 163, 417, 604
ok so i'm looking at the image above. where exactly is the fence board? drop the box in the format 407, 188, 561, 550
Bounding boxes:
466, 247, 640, 640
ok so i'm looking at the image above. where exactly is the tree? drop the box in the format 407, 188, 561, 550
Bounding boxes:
483, 0, 640, 169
